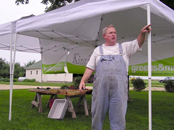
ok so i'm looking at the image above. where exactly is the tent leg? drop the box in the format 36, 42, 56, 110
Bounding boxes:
9, 31, 17, 121
41, 51, 43, 87
39, 38, 43, 87
9, 31, 13, 121
147, 4, 152, 130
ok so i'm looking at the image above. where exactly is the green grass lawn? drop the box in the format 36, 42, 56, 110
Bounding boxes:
0, 81, 72, 87
0, 79, 164, 88
0, 81, 94, 87
144, 80, 165, 88
128, 80, 165, 88
0, 89, 173, 130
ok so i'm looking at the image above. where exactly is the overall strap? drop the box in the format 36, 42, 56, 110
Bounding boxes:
119, 43, 123, 55
99, 45, 103, 55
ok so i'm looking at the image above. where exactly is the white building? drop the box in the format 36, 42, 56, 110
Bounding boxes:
25, 61, 73, 83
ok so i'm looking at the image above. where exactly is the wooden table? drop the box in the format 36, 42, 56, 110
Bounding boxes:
29, 88, 89, 118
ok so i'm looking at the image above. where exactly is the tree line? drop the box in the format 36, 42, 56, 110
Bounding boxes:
15, 0, 174, 12
0, 58, 35, 79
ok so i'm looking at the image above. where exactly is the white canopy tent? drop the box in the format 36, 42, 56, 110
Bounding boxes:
0, 0, 173, 129
1, 0, 173, 74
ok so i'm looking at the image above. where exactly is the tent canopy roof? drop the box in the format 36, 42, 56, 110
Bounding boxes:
0, 0, 173, 66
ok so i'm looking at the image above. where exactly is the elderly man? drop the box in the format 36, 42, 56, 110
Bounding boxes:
79, 24, 151, 130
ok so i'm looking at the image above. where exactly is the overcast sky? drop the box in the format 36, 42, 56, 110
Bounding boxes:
0, 0, 47, 66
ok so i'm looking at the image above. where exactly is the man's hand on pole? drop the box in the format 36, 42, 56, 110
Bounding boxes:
141, 24, 151, 34
137, 24, 151, 48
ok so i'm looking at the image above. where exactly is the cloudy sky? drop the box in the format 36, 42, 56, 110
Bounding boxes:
0, 0, 47, 66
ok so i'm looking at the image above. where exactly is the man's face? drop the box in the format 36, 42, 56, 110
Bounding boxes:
103, 27, 117, 45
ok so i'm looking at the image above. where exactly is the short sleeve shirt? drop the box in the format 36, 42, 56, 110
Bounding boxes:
86, 39, 142, 72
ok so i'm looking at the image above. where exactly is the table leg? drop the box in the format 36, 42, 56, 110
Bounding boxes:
75, 96, 83, 112
46, 94, 58, 107
31, 93, 58, 112
66, 96, 76, 118
31, 93, 37, 109
75, 95, 89, 116
37, 93, 42, 112
83, 96, 89, 116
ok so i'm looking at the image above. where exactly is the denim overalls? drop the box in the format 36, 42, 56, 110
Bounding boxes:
92, 44, 128, 130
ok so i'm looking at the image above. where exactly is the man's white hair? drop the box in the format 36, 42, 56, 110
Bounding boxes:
103, 24, 114, 35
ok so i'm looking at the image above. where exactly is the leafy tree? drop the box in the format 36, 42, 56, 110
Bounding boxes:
14, 62, 25, 78
0, 58, 26, 79
15, 0, 174, 11
131, 77, 146, 92
160, 0, 174, 10
0, 58, 10, 78
15, 0, 80, 12
24, 60, 36, 67
164, 80, 174, 92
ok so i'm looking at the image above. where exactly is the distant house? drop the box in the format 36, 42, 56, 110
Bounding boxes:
25, 61, 73, 83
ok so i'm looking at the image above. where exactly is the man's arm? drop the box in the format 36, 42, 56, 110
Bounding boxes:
137, 24, 151, 48
79, 67, 94, 93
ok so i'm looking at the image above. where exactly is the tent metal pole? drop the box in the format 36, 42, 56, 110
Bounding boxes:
147, 4, 152, 130
40, 39, 43, 87
9, 33, 17, 121
12, 33, 17, 75
9, 31, 13, 121
39, 38, 43, 88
